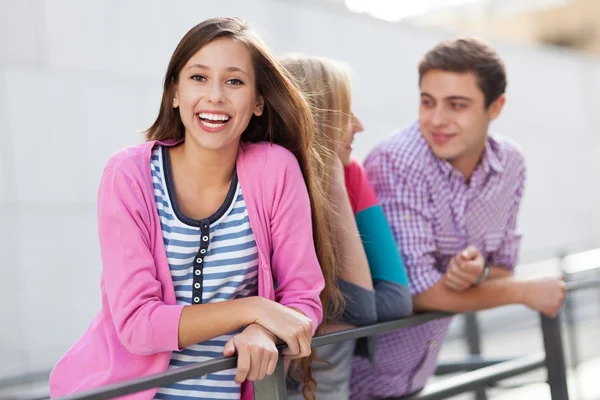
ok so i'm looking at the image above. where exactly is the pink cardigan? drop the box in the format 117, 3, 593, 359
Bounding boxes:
49, 140, 325, 399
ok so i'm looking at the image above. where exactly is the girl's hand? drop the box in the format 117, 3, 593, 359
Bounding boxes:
223, 324, 279, 383
252, 298, 313, 360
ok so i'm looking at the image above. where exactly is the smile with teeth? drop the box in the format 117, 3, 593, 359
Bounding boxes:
197, 112, 231, 128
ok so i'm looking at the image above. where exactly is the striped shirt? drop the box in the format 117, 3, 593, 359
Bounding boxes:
150, 146, 259, 400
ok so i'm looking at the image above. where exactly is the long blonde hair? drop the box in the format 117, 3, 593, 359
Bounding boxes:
146, 19, 342, 400
280, 54, 354, 396
280, 55, 353, 196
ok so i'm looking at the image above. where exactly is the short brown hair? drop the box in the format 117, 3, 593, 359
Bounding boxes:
418, 37, 507, 107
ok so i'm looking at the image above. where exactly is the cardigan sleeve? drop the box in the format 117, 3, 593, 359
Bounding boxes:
97, 165, 185, 355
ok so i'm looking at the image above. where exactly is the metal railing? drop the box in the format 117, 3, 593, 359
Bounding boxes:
436, 250, 600, 400
560, 249, 600, 371
56, 278, 600, 400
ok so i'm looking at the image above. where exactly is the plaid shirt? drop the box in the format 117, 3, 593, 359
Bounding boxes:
350, 121, 526, 399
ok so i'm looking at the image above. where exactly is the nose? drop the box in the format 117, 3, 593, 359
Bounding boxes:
206, 81, 225, 104
352, 113, 364, 135
431, 106, 449, 127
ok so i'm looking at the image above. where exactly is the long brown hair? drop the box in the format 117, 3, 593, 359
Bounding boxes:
145, 18, 342, 399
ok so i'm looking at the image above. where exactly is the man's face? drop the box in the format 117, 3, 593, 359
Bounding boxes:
419, 70, 504, 171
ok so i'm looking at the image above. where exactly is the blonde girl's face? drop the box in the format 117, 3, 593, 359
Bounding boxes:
338, 112, 364, 166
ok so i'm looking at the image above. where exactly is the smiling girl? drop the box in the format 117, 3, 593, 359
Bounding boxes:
49, 18, 339, 400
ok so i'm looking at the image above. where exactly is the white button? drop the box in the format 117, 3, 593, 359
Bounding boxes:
195, 269, 202, 276
200, 249, 206, 254
196, 258, 203, 263
202, 236, 209, 242
194, 283, 201, 289
193, 297, 200, 303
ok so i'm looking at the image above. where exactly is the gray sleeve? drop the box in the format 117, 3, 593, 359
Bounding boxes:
373, 279, 413, 322
338, 279, 377, 326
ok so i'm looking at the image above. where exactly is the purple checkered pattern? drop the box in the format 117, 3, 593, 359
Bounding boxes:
350, 121, 526, 399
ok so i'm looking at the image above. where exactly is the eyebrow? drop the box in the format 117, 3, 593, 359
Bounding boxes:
421, 92, 473, 103
446, 96, 473, 103
187, 64, 249, 77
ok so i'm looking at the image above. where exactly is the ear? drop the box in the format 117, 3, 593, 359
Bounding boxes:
172, 78, 180, 108
488, 94, 505, 121
254, 95, 264, 117
173, 89, 180, 108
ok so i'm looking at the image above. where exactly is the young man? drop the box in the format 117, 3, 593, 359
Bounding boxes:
349, 38, 566, 399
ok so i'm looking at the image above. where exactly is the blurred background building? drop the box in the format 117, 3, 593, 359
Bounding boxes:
335, 0, 600, 55
0, 0, 599, 398
411, 0, 600, 56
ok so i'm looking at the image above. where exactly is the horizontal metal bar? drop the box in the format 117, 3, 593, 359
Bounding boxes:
404, 353, 546, 400
566, 277, 600, 292
0, 369, 51, 389
59, 357, 238, 400
311, 311, 453, 348
435, 356, 514, 375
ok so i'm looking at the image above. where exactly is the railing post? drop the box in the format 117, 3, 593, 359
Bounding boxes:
559, 252, 580, 370
540, 313, 569, 400
464, 313, 487, 400
253, 357, 288, 400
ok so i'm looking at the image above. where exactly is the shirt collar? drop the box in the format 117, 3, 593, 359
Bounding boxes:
434, 137, 504, 180
434, 156, 454, 178
156, 138, 184, 147
482, 138, 504, 174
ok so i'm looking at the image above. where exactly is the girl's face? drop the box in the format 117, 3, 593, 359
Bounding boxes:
338, 112, 364, 166
173, 37, 264, 152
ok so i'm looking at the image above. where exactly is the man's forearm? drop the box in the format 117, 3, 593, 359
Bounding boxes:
487, 265, 513, 280
414, 276, 527, 313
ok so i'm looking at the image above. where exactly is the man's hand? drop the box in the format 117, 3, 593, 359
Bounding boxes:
522, 277, 567, 318
444, 246, 485, 292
